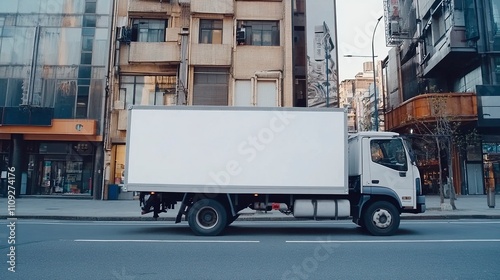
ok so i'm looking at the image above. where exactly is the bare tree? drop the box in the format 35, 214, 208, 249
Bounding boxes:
414, 95, 459, 209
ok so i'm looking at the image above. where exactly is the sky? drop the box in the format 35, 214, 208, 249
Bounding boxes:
335, 0, 393, 81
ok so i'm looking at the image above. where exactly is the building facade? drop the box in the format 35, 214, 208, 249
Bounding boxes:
382, 0, 500, 195
104, 0, 333, 194
0, 0, 112, 198
339, 61, 385, 132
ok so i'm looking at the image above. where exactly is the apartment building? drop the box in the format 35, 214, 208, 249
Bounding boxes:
104, 0, 336, 191
0, 0, 112, 198
382, 0, 500, 195
339, 61, 384, 132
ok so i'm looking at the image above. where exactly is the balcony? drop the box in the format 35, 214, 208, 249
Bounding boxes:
236, 1, 283, 19
129, 42, 181, 63
191, 0, 234, 14
422, 27, 478, 77
190, 44, 232, 65
385, 93, 477, 131
233, 46, 283, 77
128, 0, 175, 14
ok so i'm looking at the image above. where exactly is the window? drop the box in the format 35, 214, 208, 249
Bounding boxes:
76, 86, 89, 118
199, 19, 223, 44
465, 0, 479, 40
54, 80, 77, 119
234, 79, 279, 106
120, 76, 176, 108
371, 139, 408, 171
85, 1, 96, 14
0, 79, 7, 106
5, 79, 24, 107
237, 21, 279, 46
192, 68, 229, 105
131, 19, 167, 42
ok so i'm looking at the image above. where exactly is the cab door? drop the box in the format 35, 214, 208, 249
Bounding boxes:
362, 137, 415, 208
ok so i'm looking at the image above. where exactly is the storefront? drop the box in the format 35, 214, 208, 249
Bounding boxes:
15, 141, 96, 196
35, 142, 94, 195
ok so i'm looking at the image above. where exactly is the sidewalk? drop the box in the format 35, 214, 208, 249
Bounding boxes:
0, 195, 499, 221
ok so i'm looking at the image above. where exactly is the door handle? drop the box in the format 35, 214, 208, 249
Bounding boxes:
372, 180, 379, 184
399, 172, 406, 177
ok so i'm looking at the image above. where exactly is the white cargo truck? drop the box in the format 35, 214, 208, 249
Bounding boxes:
125, 106, 425, 236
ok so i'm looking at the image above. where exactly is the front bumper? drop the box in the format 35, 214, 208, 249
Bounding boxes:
403, 195, 426, 214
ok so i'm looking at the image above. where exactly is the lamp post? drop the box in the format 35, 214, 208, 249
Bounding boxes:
372, 15, 383, 131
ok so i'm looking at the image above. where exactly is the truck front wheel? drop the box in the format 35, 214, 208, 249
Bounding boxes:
188, 199, 228, 236
363, 201, 400, 236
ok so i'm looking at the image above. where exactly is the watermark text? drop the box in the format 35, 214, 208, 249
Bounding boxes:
6, 166, 16, 273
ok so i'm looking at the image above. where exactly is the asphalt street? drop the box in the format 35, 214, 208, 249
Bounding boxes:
1, 219, 500, 280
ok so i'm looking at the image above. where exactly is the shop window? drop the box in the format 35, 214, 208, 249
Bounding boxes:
199, 19, 223, 44
131, 19, 167, 42
237, 21, 279, 46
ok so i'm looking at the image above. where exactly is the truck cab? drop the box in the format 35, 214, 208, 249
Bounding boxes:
348, 132, 426, 234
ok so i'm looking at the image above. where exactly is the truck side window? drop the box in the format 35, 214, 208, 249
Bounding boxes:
370, 139, 408, 171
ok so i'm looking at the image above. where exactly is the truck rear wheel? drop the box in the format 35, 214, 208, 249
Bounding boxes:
363, 201, 400, 236
188, 199, 227, 236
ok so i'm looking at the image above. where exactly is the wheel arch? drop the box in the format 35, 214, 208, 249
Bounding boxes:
188, 193, 236, 214
362, 186, 402, 210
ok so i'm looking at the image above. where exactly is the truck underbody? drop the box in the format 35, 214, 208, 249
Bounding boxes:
139, 189, 425, 237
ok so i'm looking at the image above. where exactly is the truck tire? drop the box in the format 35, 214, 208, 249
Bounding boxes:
188, 199, 228, 236
363, 201, 400, 236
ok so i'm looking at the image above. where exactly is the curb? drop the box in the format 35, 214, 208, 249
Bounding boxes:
2, 214, 500, 222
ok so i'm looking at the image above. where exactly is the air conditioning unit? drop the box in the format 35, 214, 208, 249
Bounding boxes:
236, 27, 246, 44
116, 26, 131, 43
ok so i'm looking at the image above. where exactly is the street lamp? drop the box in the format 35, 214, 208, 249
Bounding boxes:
372, 15, 383, 131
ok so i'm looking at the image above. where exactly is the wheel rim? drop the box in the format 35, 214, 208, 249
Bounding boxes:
196, 206, 219, 230
371, 208, 392, 229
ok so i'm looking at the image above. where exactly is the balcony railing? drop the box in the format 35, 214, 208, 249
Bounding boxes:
129, 42, 181, 63
128, 0, 175, 14
233, 46, 283, 77
385, 93, 477, 131
191, 0, 234, 14
190, 44, 232, 65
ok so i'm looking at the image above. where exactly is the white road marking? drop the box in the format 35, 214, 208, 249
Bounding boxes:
1, 221, 186, 226
286, 239, 500, 243
403, 221, 500, 224
74, 239, 260, 243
